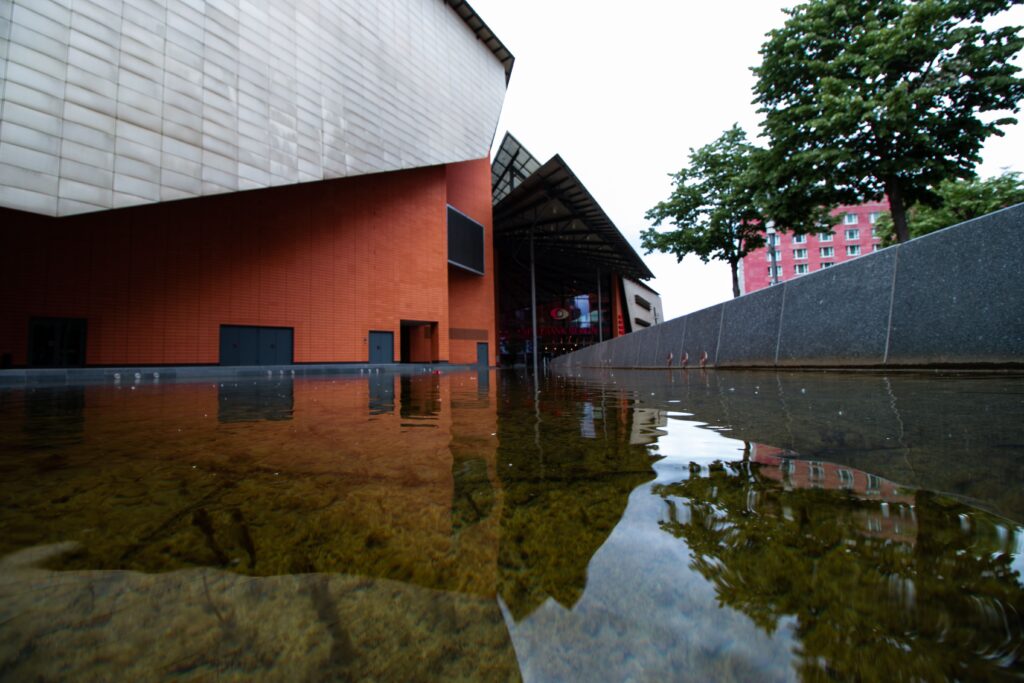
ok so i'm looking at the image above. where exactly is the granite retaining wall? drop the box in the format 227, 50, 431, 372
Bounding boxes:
553, 202, 1024, 371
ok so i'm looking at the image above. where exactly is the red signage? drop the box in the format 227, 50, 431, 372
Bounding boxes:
510, 326, 598, 336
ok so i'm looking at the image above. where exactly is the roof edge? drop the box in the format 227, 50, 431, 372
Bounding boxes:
445, 0, 515, 84
494, 152, 656, 281
547, 154, 656, 281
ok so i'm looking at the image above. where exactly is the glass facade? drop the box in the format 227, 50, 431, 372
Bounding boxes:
497, 262, 612, 366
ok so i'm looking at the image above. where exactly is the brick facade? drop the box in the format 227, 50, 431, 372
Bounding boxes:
446, 158, 497, 366
0, 159, 495, 367
741, 200, 889, 294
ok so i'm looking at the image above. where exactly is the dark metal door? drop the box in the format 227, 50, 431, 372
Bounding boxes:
369, 331, 393, 364
275, 328, 293, 364
28, 317, 87, 367
476, 342, 488, 367
219, 326, 241, 365
221, 325, 293, 365
238, 327, 260, 365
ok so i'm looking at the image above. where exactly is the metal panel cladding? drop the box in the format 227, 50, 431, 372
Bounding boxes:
0, 0, 508, 216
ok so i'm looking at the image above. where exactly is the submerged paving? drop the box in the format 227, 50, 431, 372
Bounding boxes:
1, 369, 1023, 680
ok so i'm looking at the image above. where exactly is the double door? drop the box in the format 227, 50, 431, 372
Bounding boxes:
219, 325, 293, 365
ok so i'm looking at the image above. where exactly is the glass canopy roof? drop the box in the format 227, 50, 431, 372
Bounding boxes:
491, 133, 654, 281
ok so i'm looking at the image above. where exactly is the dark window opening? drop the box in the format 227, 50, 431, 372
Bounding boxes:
448, 206, 485, 275
28, 317, 87, 367
634, 294, 652, 311
634, 317, 651, 328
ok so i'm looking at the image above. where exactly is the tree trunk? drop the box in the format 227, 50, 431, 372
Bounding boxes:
885, 177, 910, 243
730, 260, 740, 298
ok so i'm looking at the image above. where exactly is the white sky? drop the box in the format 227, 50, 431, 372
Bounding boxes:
473, 0, 1024, 319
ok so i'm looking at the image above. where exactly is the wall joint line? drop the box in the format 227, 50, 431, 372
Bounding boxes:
882, 247, 901, 365
774, 284, 787, 365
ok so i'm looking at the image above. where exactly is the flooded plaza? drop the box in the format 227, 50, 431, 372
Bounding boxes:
1, 368, 1023, 681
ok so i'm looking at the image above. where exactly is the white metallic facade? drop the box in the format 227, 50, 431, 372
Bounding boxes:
0, 0, 508, 216
622, 278, 664, 330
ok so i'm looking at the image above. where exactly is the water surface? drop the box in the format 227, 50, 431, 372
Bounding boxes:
1, 369, 1022, 681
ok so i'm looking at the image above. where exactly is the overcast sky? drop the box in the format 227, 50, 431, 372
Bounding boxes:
472, 0, 1024, 319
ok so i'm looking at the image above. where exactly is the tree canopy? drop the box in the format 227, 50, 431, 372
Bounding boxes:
875, 171, 1024, 244
753, 0, 1024, 243
641, 125, 768, 298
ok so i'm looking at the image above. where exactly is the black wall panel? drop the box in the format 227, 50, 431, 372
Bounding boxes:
447, 206, 485, 275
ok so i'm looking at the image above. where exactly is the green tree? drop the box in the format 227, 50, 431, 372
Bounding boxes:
642, 125, 768, 298
875, 171, 1024, 244
753, 0, 1024, 244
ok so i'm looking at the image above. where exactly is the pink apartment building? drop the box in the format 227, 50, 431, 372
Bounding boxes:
739, 200, 890, 294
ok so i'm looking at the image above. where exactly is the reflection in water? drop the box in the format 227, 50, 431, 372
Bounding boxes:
576, 368, 1024, 522
495, 374, 657, 620
0, 370, 661, 680
656, 458, 1024, 681
400, 374, 441, 427
0, 368, 1022, 680
630, 407, 668, 445
367, 373, 395, 415
217, 380, 294, 423
580, 401, 596, 438
22, 385, 85, 447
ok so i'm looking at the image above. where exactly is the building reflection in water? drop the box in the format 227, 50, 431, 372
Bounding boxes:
4, 368, 1023, 680
0, 372, 655, 609
571, 367, 1024, 523
754, 443, 918, 542
493, 374, 658, 620
653, 450, 1024, 680
217, 380, 294, 423
21, 385, 86, 448
367, 373, 395, 415
629, 407, 668, 445
400, 374, 441, 426
579, 402, 596, 438
0, 369, 663, 680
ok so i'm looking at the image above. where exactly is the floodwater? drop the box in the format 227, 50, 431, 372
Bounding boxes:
1, 368, 1023, 682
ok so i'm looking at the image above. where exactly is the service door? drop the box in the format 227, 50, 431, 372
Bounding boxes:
28, 317, 87, 367
259, 327, 293, 365
220, 325, 293, 365
476, 342, 488, 367
369, 331, 393, 364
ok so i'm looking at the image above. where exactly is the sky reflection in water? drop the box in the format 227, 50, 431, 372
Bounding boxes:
0, 369, 1022, 681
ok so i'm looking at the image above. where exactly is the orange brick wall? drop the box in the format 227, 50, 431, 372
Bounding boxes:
0, 161, 495, 367
445, 158, 496, 365
407, 324, 436, 363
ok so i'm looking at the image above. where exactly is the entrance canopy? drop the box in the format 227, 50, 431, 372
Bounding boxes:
491, 134, 653, 282
491, 134, 655, 365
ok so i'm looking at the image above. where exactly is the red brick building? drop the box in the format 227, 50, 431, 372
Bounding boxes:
740, 200, 889, 294
0, 160, 497, 367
